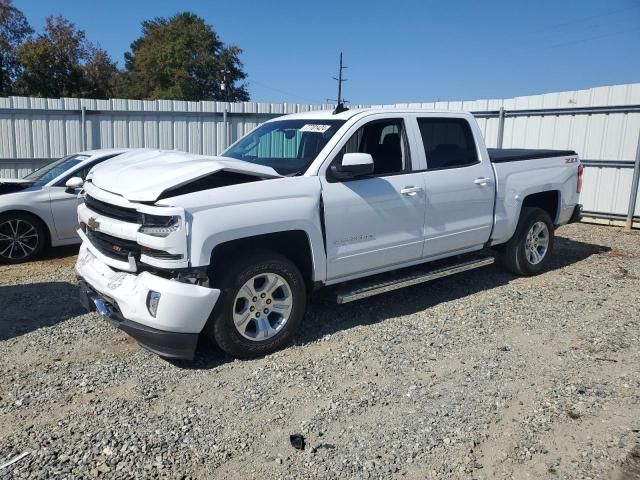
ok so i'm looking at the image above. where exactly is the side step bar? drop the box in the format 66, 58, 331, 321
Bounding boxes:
336, 255, 495, 304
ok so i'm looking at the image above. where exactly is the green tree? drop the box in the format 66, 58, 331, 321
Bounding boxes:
15, 16, 88, 97
82, 47, 120, 98
0, 0, 32, 96
14, 15, 120, 99
122, 12, 249, 101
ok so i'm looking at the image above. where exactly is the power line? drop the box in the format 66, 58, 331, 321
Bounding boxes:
497, 25, 640, 60
249, 79, 326, 104
526, 3, 640, 34
541, 26, 640, 50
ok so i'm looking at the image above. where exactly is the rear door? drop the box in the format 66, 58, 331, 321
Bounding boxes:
413, 116, 495, 257
320, 114, 427, 281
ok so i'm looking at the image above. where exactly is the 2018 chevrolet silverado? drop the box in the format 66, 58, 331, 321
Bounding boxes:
75, 109, 582, 360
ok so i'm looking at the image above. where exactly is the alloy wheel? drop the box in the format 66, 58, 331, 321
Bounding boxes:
232, 273, 293, 341
0, 219, 39, 261
524, 221, 549, 265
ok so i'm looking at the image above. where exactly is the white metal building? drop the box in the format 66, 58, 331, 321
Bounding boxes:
0, 82, 638, 228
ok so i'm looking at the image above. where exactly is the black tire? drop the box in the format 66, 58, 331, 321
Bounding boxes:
206, 252, 307, 359
0, 212, 47, 264
498, 207, 554, 276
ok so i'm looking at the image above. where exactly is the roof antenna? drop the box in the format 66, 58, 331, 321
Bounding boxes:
329, 52, 349, 114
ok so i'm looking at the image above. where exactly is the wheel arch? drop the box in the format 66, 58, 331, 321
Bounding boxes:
492, 189, 560, 248
209, 230, 317, 292
521, 190, 560, 224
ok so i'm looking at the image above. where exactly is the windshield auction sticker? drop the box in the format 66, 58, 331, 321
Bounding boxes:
300, 124, 332, 133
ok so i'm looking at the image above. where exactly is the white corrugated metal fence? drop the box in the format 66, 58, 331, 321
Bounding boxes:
1, 83, 639, 227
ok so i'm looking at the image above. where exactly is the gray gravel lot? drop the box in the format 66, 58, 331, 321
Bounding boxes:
1, 223, 639, 479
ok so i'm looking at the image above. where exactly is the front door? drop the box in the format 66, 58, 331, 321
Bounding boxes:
320, 117, 427, 281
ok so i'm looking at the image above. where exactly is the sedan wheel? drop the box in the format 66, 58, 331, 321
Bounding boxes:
0, 216, 44, 263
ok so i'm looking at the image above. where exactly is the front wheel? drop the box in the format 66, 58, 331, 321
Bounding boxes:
0, 213, 46, 264
497, 207, 554, 276
206, 253, 307, 359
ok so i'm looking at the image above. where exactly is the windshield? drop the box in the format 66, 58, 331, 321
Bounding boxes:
23, 155, 89, 187
223, 119, 345, 175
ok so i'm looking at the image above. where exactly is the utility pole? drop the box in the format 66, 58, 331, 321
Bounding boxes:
328, 52, 349, 114
221, 69, 230, 102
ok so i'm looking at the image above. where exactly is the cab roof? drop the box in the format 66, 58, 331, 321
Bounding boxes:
272, 108, 474, 122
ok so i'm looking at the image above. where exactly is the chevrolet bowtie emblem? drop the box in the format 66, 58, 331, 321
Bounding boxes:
87, 217, 99, 231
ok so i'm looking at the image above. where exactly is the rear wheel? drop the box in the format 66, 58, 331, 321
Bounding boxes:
0, 213, 46, 264
206, 253, 307, 359
498, 207, 554, 276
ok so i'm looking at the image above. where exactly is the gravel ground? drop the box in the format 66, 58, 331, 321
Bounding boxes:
1, 223, 639, 480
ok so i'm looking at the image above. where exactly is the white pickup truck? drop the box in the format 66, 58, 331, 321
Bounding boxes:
75, 109, 582, 360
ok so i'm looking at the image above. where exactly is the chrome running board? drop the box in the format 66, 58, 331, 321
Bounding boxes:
335, 255, 495, 304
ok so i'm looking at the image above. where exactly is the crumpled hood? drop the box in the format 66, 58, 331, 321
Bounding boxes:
89, 149, 282, 202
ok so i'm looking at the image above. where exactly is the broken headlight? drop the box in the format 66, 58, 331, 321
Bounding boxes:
138, 214, 180, 237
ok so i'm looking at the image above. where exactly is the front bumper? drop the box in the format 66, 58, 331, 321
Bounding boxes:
75, 243, 220, 359
79, 280, 199, 359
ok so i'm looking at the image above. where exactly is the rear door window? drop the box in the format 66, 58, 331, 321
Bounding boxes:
417, 118, 479, 170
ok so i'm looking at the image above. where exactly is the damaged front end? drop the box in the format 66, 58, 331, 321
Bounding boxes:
156, 170, 262, 200
74, 150, 285, 359
87, 150, 281, 202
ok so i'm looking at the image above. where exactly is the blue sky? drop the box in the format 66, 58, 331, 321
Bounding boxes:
16, 0, 640, 104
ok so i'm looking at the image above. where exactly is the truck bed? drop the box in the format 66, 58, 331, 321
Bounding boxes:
488, 148, 577, 163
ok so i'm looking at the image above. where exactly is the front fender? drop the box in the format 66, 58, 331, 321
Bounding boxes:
167, 177, 327, 282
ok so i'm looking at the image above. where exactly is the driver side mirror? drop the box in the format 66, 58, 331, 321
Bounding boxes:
65, 176, 84, 192
330, 153, 374, 180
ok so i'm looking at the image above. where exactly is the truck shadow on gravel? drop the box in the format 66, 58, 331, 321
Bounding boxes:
298, 236, 610, 343
188, 236, 609, 369
42, 244, 80, 260
0, 281, 86, 341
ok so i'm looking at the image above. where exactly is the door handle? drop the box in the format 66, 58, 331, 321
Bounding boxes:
473, 177, 493, 186
400, 186, 423, 196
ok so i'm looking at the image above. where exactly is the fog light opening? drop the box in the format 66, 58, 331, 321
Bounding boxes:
146, 291, 161, 317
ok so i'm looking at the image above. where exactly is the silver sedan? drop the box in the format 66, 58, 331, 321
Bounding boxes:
0, 149, 128, 263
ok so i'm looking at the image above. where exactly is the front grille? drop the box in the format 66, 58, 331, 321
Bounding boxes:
86, 228, 141, 262
85, 195, 139, 223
